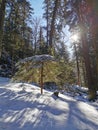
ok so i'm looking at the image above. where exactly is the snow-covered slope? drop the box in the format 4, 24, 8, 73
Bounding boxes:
0, 77, 98, 130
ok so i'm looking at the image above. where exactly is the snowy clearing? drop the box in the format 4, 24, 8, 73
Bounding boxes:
0, 77, 98, 130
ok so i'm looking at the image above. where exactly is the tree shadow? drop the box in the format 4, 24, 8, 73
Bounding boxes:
0, 87, 66, 130
0, 87, 98, 130
59, 95, 98, 130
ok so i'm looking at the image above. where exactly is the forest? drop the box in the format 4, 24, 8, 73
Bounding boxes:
0, 0, 98, 101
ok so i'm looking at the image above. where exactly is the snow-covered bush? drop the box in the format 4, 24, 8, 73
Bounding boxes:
13, 54, 58, 83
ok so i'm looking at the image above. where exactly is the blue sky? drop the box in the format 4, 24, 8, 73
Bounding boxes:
30, 0, 44, 17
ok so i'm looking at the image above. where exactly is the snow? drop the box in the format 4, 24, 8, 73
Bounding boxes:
18, 54, 56, 64
0, 77, 98, 130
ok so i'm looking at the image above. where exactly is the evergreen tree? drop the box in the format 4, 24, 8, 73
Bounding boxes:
4, 0, 34, 60
43, 0, 67, 54
65, 0, 97, 100
0, 0, 34, 77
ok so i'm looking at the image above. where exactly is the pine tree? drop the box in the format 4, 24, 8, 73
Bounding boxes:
4, 0, 34, 60
0, 0, 34, 76
65, 0, 97, 100
43, 0, 67, 54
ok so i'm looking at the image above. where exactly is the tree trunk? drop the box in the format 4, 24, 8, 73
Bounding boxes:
78, 1, 97, 100
81, 58, 87, 87
74, 43, 81, 86
49, 0, 59, 51
46, 0, 49, 47
0, 0, 6, 57
40, 62, 44, 94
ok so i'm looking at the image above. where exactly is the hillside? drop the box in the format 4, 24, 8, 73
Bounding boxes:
0, 77, 98, 130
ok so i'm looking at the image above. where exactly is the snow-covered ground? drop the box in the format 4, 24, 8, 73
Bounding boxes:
0, 77, 98, 130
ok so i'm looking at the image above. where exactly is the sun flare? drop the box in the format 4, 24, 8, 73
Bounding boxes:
71, 34, 79, 42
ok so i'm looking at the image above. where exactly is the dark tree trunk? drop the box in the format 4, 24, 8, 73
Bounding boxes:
81, 59, 87, 87
0, 0, 6, 57
74, 43, 80, 86
78, 1, 97, 100
46, 0, 49, 47
49, 0, 59, 50
40, 62, 44, 94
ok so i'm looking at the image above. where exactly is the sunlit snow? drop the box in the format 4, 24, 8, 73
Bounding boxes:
0, 77, 98, 130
